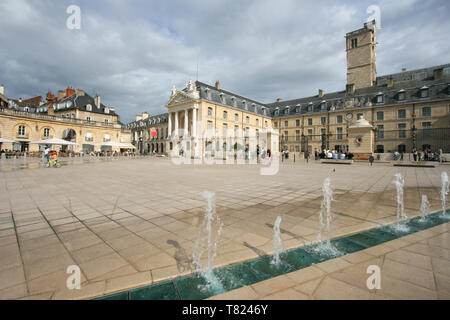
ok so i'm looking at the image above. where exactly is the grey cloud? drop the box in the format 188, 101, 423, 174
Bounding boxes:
0, 0, 449, 123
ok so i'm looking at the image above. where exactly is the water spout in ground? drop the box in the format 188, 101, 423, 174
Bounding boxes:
420, 195, 430, 221
441, 172, 449, 216
192, 191, 223, 292
393, 173, 406, 220
390, 173, 409, 233
271, 216, 284, 265
318, 178, 333, 245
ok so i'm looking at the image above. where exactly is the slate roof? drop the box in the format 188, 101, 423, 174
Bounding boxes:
126, 113, 168, 130
11, 96, 42, 108
266, 63, 450, 118
30, 93, 119, 118
194, 81, 269, 116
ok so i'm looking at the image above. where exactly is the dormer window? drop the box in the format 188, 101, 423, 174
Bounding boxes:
398, 90, 405, 101
243, 101, 247, 110
86, 104, 92, 112
308, 103, 313, 112
231, 97, 236, 107
320, 101, 326, 110
219, 93, 225, 103
284, 107, 289, 115
275, 108, 279, 116
295, 105, 300, 113
376, 93, 384, 104
420, 86, 429, 98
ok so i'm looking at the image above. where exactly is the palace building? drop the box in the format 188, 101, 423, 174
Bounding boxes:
0, 86, 132, 153
127, 21, 450, 158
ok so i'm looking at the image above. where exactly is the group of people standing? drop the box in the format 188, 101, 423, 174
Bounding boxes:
315, 149, 354, 161
412, 147, 443, 162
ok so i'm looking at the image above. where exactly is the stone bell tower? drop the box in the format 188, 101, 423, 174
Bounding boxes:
346, 20, 377, 90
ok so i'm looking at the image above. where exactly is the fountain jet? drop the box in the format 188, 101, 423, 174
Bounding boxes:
420, 195, 430, 221
318, 177, 333, 245
441, 172, 449, 216
271, 216, 284, 265
393, 173, 406, 220
192, 191, 223, 291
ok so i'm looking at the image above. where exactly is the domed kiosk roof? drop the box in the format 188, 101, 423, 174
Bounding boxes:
349, 117, 373, 129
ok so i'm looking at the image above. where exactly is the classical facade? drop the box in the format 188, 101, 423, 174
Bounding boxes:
127, 80, 276, 157
0, 86, 131, 153
129, 20, 450, 158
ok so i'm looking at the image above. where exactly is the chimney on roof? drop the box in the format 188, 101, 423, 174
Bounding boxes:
318, 89, 324, 97
215, 81, 220, 90
48, 102, 54, 115
276, 98, 282, 102
402, 68, 407, 72
434, 68, 443, 80
57, 90, 66, 100
142, 112, 149, 120
66, 86, 75, 97
0, 84, 4, 96
76, 88, 85, 96
94, 94, 101, 108
387, 77, 394, 87
46, 91, 56, 101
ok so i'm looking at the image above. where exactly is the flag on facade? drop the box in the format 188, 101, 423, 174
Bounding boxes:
150, 127, 157, 137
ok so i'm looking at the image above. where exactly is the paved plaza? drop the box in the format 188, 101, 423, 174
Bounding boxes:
0, 157, 449, 299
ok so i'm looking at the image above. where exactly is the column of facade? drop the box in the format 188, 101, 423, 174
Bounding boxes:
184, 109, 189, 137
168, 112, 172, 137
174, 111, 179, 136
192, 107, 197, 137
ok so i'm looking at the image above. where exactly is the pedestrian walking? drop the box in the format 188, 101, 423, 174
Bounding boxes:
369, 154, 374, 166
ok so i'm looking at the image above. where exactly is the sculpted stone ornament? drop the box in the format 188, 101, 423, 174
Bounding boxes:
186, 80, 200, 99
171, 85, 177, 97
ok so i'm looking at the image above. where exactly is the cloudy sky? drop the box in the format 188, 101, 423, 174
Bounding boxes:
1, 0, 449, 123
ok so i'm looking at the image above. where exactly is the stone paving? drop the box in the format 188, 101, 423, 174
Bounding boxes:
0, 157, 448, 299
209, 223, 450, 300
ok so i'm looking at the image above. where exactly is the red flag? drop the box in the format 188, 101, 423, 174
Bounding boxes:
150, 127, 157, 137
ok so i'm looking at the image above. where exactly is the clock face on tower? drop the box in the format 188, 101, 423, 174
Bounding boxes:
346, 113, 353, 120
